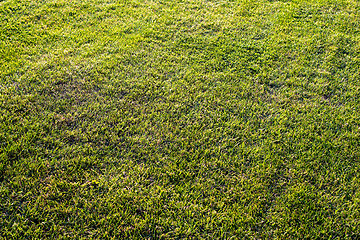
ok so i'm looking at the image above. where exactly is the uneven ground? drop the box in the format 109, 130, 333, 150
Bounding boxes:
1, 0, 360, 238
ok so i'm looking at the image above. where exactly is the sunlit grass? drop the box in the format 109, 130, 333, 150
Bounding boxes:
1, 0, 360, 238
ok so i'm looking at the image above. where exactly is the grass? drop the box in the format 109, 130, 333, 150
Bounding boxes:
1, 0, 360, 238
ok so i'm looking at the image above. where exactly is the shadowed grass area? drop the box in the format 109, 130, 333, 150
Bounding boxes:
1, 0, 360, 238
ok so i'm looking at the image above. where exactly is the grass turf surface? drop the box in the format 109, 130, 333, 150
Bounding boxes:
1, 0, 360, 238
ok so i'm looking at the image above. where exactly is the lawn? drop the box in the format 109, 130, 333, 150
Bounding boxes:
1, 0, 360, 238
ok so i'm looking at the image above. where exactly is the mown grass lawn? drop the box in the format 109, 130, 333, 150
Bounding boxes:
1, 0, 360, 238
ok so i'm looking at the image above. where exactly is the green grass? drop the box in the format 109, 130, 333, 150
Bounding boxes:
1, 0, 360, 238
